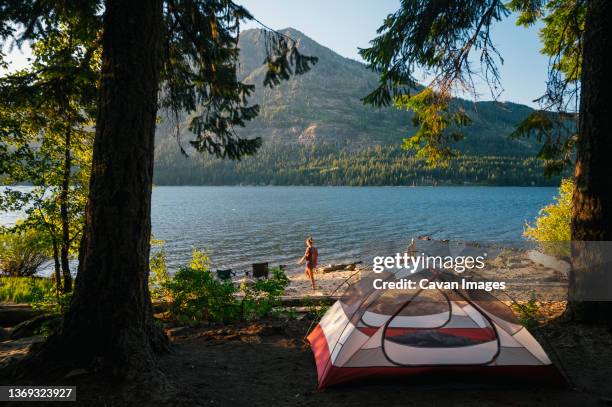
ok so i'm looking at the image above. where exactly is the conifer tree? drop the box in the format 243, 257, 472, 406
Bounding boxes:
1, 0, 316, 396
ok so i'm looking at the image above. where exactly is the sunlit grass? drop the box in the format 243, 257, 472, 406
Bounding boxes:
0, 275, 54, 303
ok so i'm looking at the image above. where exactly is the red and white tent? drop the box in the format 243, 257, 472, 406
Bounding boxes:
307, 267, 563, 388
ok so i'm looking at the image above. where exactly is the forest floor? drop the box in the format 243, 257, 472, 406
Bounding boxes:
0, 248, 606, 406
2, 315, 612, 406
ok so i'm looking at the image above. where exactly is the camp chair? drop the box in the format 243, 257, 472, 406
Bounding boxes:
216, 269, 234, 281
252, 262, 269, 279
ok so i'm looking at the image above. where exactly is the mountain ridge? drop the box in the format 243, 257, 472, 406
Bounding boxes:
153, 28, 553, 186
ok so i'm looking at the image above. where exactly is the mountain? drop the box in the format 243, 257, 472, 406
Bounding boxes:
153, 28, 556, 186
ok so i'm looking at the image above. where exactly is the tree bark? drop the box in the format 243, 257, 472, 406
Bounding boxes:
24, 0, 169, 391
60, 121, 72, 292
52, 240, 62, 296
567, 0, 612, 324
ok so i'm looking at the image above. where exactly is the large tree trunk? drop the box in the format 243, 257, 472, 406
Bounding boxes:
567, 0, 612, 325
19, 0, 169, 393
63, 0, 166, 363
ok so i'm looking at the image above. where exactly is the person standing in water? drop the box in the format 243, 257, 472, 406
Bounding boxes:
298, 237, 318, 290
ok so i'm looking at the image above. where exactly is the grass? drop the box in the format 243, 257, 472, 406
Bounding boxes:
0, 275, 55, 303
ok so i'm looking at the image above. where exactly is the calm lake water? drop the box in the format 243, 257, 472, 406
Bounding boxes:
1, 186, 557, 274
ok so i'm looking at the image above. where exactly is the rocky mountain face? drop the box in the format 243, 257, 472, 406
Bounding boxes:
153, 28, 543, 185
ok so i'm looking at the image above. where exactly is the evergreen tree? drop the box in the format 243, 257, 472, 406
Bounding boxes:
1, 0, 316, 397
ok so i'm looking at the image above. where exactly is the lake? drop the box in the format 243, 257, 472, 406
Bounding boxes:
1, 186, 557, 274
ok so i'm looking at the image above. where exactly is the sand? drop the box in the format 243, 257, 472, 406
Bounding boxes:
285, 268, 364, 298
284, 249, 569, 321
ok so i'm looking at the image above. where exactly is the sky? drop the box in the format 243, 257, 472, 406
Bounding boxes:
2, 0, 550, 107
240, 0, 549, 107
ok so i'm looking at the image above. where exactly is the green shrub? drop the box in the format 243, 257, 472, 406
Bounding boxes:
162, 250, 291, 325
511, 298, 541, 329
0, 275, 54, 303
164, 250, 240, 325
189, 249, 209, 272
240, 267, 290, 320
304, 298, 330, 321
149, 239, 170, 302
37, 316, 64, 337
0, 228, 49, 276
524, 178, 573, 258
29, 285, 72, 315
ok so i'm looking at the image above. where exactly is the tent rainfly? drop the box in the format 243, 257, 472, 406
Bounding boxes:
307, 267, 564, 389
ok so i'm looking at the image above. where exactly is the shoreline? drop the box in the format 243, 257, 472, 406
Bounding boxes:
150, 184, 561, 188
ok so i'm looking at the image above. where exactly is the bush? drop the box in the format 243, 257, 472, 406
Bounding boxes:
241, 267, 290, 320
162, 249, 291, 325
0, 228, 49, 276
511, 298, 541, 329
0, 275, 55, 303
524, 178, 573, 258
29, 284, 72, 315
149, 239, 171, 302
164, 250, 240, 325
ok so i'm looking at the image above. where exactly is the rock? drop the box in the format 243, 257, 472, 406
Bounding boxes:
9, 314, 60, 340
278, 296, 334, 307
0, 305, 45, 327
237, 277, 256, 286
152, 301, 170, 313
600, 397, 612, 406
258, 323, 285, 336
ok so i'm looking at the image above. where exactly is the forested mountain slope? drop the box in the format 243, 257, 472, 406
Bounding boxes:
154, 28, 554, 186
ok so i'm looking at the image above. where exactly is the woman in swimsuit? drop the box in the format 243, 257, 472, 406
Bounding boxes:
298, 237, 318, 290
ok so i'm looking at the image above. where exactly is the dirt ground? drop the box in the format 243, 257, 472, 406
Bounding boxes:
3, 316, 612, 407
0, 249, 607, 406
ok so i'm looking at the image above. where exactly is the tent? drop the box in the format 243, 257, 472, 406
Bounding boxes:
307, 266, 564, 389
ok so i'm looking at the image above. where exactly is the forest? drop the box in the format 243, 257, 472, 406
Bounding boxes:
155, 143, 563, 186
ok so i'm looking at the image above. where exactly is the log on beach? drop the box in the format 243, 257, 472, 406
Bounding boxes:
315, 262, 362, 274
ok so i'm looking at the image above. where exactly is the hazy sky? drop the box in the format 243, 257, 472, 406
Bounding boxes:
3, 0, 550, 107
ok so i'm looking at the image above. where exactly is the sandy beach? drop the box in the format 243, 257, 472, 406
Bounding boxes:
284, 248, 568, 322
285, 268, 364, 298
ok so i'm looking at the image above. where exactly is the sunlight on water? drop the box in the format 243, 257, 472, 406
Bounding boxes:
149, 186, 556, 273
1, 186, 557, 274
